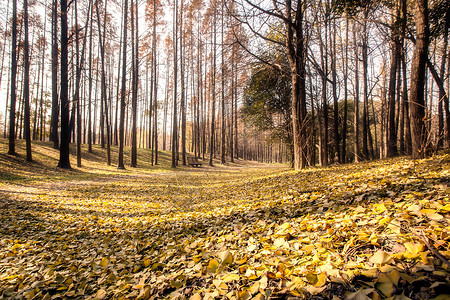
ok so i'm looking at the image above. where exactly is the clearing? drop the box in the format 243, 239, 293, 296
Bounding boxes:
0, 139, 449, 299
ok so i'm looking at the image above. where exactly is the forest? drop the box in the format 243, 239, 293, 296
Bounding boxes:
0, 0, 449, 299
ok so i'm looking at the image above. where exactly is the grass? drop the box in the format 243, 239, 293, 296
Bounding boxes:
0, 138, 281, 183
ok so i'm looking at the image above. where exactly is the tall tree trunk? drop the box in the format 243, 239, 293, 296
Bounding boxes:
221, 4, 226, 164
23, 0, 32, 162
354, 21, 360, 162
362, 15, 369, 160
88, 0, 93, 153
172, 0, 179, 168
118, 0, 128, 169
33, 44, 42, 141
75, 0, 90, 167
131, 0, 138, 168
180, 0, 187, 166
331, 19, 340, 163
409, 0, 429, 158
50, 0, 59, 149
96, 0, 111, 165
342, 17, 349, 163
438, 9, 449, 148
152, 0, 159, 165
114, 15, 123, 147
39, 11, 47, 141
402, 50, 412, 154
8, 0, 18, 155
209, 7, 217, 167
230, 45, 235, 163
58, 0, 71, 168
319, 13, 329, 166
387, 2, 401, 157
163, 55, 169, 151
286, 0, 307, 170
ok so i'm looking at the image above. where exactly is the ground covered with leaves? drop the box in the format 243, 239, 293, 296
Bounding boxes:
0, 141, 449, 299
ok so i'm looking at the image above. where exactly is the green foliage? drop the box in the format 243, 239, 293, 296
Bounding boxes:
242, 52, 292, 146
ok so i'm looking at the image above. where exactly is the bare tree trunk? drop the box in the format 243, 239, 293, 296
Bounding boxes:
362, 15, 369, 160
209, 8, 217, 167
58, 0, 71, 168
409, 0, 429, 158
387, 1, 401, 157
286, 0, 307, 169
118, 0, 128, 169
39, 11, 47, 141
221, 4, 226, 164
23, 0, 32, 162
130, 0, 138, 168
172, 0, 179, 168
96, 0, 111, 165
354, 21, 360, 162
50, 0, 59, 149
8, 0, 18, 155
75, 0, 90, 167
180, 0, 187, 166
331, 19, 340, 163
342, 17, 349, 163
87, 0, 93, 153
163, 55, 169, 151
438, 9, 449, 148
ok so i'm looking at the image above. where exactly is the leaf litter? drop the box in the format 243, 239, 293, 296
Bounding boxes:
0, 153, 449, 299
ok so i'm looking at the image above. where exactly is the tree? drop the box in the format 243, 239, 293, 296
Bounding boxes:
50, 0, 59, 149
231, 0, 308, 169
96, 0, 111, 165
387, 0, 401, 157
7, 0, 18, 156
409, 0, 430, 158
23, 0, 32, 162
242, 55, 292, 155
171, 0, 179, 168
209, 3, 217, 167
118, 0, 128, 169
58, 0, 71, 169
130, 0, 138, 168
74, 0, 90, 167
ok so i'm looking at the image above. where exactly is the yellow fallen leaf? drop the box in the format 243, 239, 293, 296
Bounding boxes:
303, 285, 326, 295
190, 293, 202, 300
420, 208, 436, 215
238, 290, 252, 300
315, 273, 327, 287
249, 281, 260, 294
218, 251, 233, 265
344, 288, 373, 300
404, 243, 424, 259
369, 250, 391, 265
376, 203, 387, 213
143, 258, 151, 267
100, 257, 108, 268
95, 289, 107, 300
304, 244, 315, 254
428, 213, 444, 220
222, 273, 240, 282
207, 259, 219, 274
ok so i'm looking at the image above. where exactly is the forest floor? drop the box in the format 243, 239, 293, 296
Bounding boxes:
0, 139, 449, 300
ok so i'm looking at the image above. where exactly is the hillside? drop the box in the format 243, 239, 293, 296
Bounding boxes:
0, 139, 449, 299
